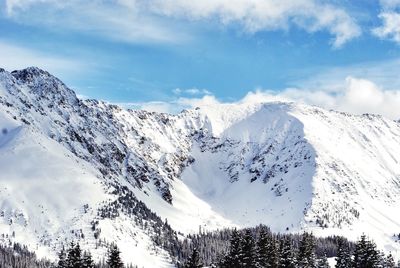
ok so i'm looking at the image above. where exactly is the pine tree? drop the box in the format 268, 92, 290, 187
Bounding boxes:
107, 243, 124, 268
364, 236, 380, 268
58, 247, 67, 268
241, 229, 256, 267
352, 235, 365, 268
66, 242, 75, 268
221, 229, 243, 268
66, 242, 82, 268
378, 251, 386, 268
316, 253, 329, 268
278, 238, 295, 268
184, 248, 202, 268
82, 251, 95, 268
352, 235, 380, 268
297, 232, 316, 268
335, 238, 352, 268
266, 236, 279, 268
384, 253, 396, 268
256, 227, 279, 268
256, 228, 270, 268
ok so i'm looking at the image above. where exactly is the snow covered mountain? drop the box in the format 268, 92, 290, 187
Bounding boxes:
0, 67, 399, 266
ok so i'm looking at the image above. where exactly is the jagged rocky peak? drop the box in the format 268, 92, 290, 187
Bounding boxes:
11, 67, 79, 105
11, 66, 50, 81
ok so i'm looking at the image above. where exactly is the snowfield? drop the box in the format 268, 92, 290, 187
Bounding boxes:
0, 67, 400, 265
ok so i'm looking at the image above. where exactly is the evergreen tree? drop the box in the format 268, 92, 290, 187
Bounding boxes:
266, 236, 279, 268
365, 236, 381, 268
0, 242, 53, 268
352, 235, 365, 268
256, 227, 279, 268
107, 243, 124, 268
384, 253, 396, 268
66, 242, 75, 267
66, 242, 82, 268
335, 238, 352, 268
297, 232, 316, 268
316, 254, 329, 268
256, 228, 270, 268
82, 251, 95, 268
352, 235, 380, 268
241, 229, 257, 267
278, 238, 295, 268
58, 247, 67, 268
184, 248, 202, 268
378, 251, 386, 268
221, 229, 243, 268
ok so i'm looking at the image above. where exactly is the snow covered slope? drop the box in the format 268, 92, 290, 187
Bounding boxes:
0, 69, 176, 267
0, 67, 400, 264
182, 102, 400, 254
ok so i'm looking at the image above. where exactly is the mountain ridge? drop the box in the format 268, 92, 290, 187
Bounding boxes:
0, 67, 400, 265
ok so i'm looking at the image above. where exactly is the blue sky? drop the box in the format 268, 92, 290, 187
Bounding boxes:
2, 0, 400, 117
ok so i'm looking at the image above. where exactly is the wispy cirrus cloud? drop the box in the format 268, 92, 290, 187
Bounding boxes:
147, 0, 362, 48
0, 40, 85, 74
3, 0, 361, 47
3, 0, 189, 44
379, 0, 400, 9
173, 87, 212, 96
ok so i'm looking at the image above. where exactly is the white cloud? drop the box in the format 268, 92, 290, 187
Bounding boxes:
379, 0, 400, 9
249, 77, 400, 119
0, 40, 84, 74
255, 78, 400, 120
373, 12, 400, 43
4, 1, 188, 44
291, 57, 400, 92
3, 0, 361, 47
172, 88, 181, 95
373, 0, 400, 44
116, 95, 220, 114
147, 0, 361, 48
130, 77, 400, 120
176, 95, 220, 107
173, 87, 212, 95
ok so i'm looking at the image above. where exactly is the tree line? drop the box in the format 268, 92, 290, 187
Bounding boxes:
55, 225, 400, 268
57, 242, 135, 268
176, 225, 354, 266
0, 243, 51, 268
1, 226, 399, 267
182, 227, 399, 268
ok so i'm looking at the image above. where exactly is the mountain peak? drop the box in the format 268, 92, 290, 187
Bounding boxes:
11, 66, 51, 82
10, 67, 79, 105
